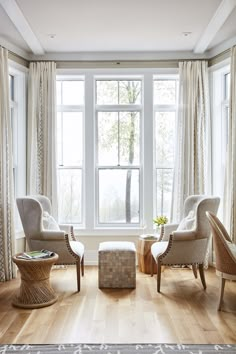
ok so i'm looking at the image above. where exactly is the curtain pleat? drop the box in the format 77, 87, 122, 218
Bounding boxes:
0, 47, 16, 281
27, 62, 58, 217
171, 61, 209, 222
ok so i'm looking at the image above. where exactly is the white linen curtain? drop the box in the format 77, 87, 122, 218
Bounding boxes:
27, 62, 58, 217
171, 61, 209, 222
223, 46, 236, 243
0, 47, 16, 281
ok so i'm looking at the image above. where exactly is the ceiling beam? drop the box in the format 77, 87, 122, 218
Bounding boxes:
194, 0, 236, 54
0, 0, 44, 55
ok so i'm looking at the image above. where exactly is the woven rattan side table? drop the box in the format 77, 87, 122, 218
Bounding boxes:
12, 253, 59, 309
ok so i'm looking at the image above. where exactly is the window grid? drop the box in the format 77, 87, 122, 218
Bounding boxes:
95, 78, 143, 226
56, 79, 85, 225
153, 77, 178, 219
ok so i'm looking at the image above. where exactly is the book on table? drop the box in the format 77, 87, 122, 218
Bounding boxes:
17, 249, 55, 260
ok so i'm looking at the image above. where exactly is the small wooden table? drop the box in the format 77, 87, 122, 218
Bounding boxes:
12, 253, 59, 309
137, 236, 159, 274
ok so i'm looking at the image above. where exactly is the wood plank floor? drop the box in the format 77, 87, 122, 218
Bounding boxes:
0, 266, 235, 344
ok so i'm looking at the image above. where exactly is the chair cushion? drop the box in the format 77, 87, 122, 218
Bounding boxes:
43, 211, 60, 231
99, 241, 136, 252
151, 241, 169, 260
69, 241, 84, 258
177, 210, 195, 231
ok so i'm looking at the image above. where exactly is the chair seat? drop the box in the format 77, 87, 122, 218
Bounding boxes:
69, 241, 84, 258
151, 241, 169, 259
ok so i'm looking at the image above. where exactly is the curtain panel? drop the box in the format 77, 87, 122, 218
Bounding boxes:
171, 61, 209, 222
27, 62, 58, 217
224, 46, 236, 243
0, 47, 16, 281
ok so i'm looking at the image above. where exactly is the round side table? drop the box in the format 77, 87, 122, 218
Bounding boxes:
137, 236, 159, 274
12, 253, 59, 309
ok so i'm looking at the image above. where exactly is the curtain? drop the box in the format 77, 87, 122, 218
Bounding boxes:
223, 46, 236, 243
171, 61, 209, 222
27, 62, 58, 217
0, 47, 16, 281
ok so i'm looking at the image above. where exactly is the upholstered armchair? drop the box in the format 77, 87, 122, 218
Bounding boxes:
16, 195, 84, 292
206, 211, 236, 310
151, 195, 220, 292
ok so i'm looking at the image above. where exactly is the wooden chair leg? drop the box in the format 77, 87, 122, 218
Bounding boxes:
157, 260, 162, 293
76, 261, 81, 292
151, 255, 154, 277
192, 264, 198, 278
218, 277, 226, 311
81, 256, 84, 276
199, 263, 206, 290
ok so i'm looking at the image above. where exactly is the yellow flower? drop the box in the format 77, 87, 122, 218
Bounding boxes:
153, 215, 168, 226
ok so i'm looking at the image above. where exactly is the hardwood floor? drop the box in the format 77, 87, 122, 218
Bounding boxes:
0, 266, 235, 344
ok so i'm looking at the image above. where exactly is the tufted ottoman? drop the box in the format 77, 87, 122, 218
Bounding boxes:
98, 241, 136, 289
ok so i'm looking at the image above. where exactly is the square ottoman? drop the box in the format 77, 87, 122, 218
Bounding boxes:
98, 241, 136, 289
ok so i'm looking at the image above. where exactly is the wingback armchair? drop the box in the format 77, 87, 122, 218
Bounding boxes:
206, 211, 236, 310
16, 195, 84, 292
151, 195, 220, 292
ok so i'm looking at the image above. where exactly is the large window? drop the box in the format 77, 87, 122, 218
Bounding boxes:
56, 78, 84, 224
56, 71, 178, 233
9, 65, 27, 233
211, 62, 230, 217
153, 77, 178, 218
95, 79, 142, 225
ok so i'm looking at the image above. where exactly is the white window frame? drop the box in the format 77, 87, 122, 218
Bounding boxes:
153, 74, 178, 219
210, 59, 230, 219
94, 75, 143, 228
57, 68, 178, 236
9, 61, 27, 235
56, 75, 85, 227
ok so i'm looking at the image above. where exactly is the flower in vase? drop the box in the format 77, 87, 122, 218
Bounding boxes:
153, 215, 168, 227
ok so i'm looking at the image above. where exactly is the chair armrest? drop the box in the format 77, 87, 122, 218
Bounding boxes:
40, 230, 66, 240
59, 224, 76, 241
59, 224, 72, 233
172, 230, 196, 241
161, 223, 179, 241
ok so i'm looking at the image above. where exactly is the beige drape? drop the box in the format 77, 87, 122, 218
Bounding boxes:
27, 62, 58, 217
223, 46, 236, 243
171, 61, 209, 222
0, 47, 16, 281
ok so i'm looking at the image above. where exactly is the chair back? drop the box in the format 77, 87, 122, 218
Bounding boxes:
183, 195, 220, 239
16, 195, 52, 249
206, 211, 236, 275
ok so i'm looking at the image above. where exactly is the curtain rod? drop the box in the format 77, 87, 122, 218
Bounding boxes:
208, 48, 231, 67
8, 49, 29, 68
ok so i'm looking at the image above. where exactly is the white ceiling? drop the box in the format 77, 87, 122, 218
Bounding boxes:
0, 0, 236, 60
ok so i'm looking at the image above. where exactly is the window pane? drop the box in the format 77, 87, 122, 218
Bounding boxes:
98, 112, 118, 165
62, 81, 84, 105
155, 112, 175, 166
119, 112, 140, 165
224, 73, 230, 100
156, 168, 173, 218
58, 169, 82, 223
96, 81, 118, 104
119, 81, 141, 104
57, 112, 83, 166
99, 169, 139, 224
154, 80, 176, 105
98, 112, 140, 166
9, 75, 14, 100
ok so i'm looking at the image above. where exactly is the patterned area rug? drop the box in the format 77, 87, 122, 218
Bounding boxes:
0, 344, 236, 354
